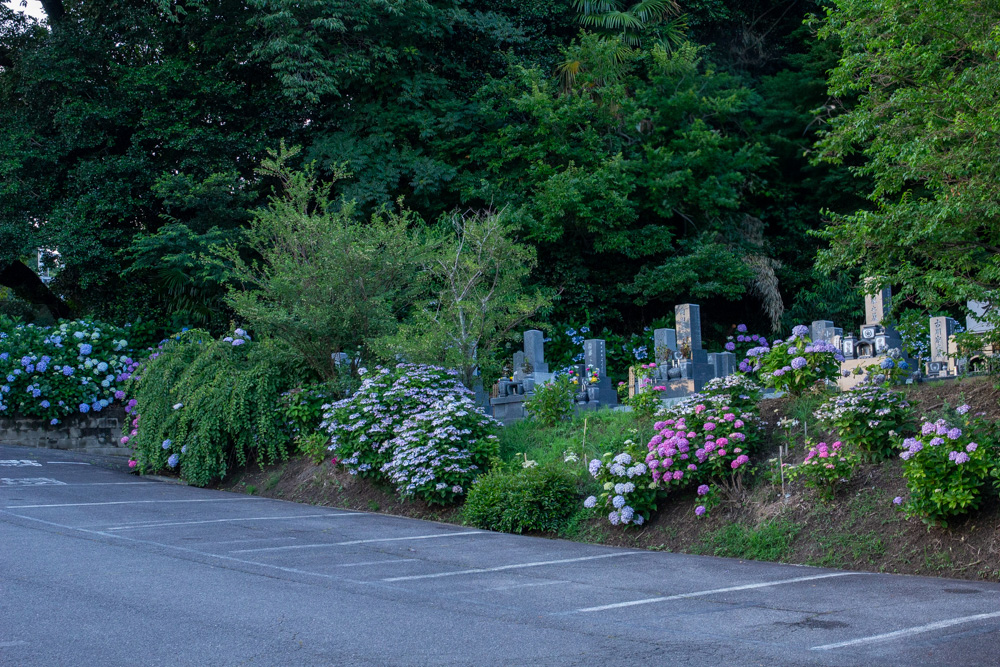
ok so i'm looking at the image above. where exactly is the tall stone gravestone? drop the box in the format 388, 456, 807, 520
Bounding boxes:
967, 301, 993, 334
927, 316, 958, 377
653, 328, 677, 362
859, 285, 901, 356
523, 330, 549, 374
676, 304, 707, 363
583, 339, 617, 406
865, 286, 891, 325
660, 304, 714, 397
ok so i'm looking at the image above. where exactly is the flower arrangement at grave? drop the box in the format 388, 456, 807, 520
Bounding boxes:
784, 441, 858, 501
813, 383, 914, 461
323, 363, 500, 504
755, 325, 843, 395
585, 365, 600, 386
0, 319, 138, 423
896, 409, 997, 525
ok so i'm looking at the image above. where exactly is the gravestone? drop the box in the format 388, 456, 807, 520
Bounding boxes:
707, 351, 736, 378
512, 351, 526, 380
653, 328, 677, 362
865, 285, 892, 325
927, 316, 959, 377
584, 339, 617, 407
676, 304, 707, 363
811, 321, 835, 343
523, 330, 548, 374
967, 301, 993, 334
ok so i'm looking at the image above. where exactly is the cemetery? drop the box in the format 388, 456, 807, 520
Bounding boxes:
3, 0, 1000, 597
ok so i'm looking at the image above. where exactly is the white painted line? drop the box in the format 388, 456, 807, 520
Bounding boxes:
477, 580, 568, 593
382, 552, 637, 583
6, 498, 263, 509
331, 559, 417, 568
104, 512, 357, 531
0, 482, 155, 488
0, 460, 41, 467
812, 611, 1000, 651
231, 530, 487, 553
4, 512, 349, 582
46, 462, 91, 465
1, 478, 66, 486
571, 572, 858, 614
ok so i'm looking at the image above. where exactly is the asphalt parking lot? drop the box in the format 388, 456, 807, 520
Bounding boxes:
2, 443, 1000, 666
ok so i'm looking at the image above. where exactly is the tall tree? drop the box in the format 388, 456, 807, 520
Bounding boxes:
815, 0, 1000, 321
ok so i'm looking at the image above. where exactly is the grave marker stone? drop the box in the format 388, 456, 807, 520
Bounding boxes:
523, 330, 548, 374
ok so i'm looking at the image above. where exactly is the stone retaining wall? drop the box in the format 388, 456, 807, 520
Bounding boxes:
0, 406, 129, 456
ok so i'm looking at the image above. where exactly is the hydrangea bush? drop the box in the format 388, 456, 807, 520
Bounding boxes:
700, 374, 762, 410
755, 325, 843, 395
814, 384, 914, 461
0, 319, 137, 422
897, 413, 995, 525
726, 323, 772, 373
584, 439, 657, 526
785, 441, 857, 501
323, 364, 499, 505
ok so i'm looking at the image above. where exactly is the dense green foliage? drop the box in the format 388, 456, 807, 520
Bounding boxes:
524, 375, 577, 427
462, 463, 580, 534
816, 0, 1000, 323
127, 329, 305, 486
2, 0, 872, 341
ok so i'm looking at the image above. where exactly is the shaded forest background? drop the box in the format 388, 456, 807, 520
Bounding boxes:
1, 0, 870, 339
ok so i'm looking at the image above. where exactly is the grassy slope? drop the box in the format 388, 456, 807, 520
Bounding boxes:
222, 376, 1000, 581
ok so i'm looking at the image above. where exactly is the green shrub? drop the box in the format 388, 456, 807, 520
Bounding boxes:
463, 463, 579, 533
698, 518, 800, 561
524, 375, 575, 426
127, 328, 306, 486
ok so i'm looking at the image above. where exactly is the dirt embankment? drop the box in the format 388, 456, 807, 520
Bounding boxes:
222, 376, 1000, 581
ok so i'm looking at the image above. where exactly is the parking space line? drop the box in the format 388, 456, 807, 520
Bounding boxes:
231, 530, 487, 553
0, 482, 156, 488
811, 611, 1000, 651
382, 552, 637, 582
103, 512, 359, 531
46, 462, 91, 465
477, 580, 567, 593
6, 498, 265, 509
569, 572, 858, 614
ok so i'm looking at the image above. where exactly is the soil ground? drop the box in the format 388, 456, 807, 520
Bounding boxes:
222, 375, 1000, 582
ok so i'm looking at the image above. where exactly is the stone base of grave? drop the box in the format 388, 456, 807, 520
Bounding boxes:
489, 394, 527, 425
0, 407, 128, 455
837, 356, 916, 391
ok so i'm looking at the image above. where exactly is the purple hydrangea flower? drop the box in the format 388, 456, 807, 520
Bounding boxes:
695, 505, 706, 516
792, 325, 810, 337
737, 324, 748, 333
791, 356, 808, 370
584, 496, 597, 508
947, 428, 962, 440
697, 484, 710, 496
893, 497, 903, 505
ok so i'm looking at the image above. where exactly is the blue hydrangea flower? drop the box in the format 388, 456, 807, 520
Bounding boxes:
167, 453, 179, 468
63, 367, 74, 376
162, 439, 172, 449
79, 403, 90, 413
79, 343, 93, 356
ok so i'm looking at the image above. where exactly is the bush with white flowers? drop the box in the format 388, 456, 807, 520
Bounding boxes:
323, 364, 500, 505
0, 318, 137, 423
814, 384, 914, 461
